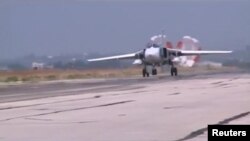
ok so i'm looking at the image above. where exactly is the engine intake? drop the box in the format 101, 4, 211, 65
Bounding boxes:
160, 48, 168, 58
136, 49, 145, 59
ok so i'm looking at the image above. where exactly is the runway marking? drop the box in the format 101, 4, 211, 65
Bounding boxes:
169, 92, 181, 95
132, 90, 148, 93
25, 117, 53, 121
1, 73, 245, 104
0, 85, 143, 111
0, 86, 127, 104
211, 81, 224, 85
118, 114, 126, 117
94, 95, 102, 98
0, 104, 43, 111
0, 85, 119, 98
77, 121, 97, 124
112, 86, 146, 92
163, 106, 182, 110
0, 100, 135, 122
34, 108, 49, 111
23, 117, 98, 124
175, 111, 250, 141
0, 96, 95, 111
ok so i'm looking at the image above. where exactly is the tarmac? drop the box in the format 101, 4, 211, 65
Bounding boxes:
0, 73, 249, 141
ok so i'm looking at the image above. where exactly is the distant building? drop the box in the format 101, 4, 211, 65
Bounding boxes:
0, 66, 9, 71
198, 61, 223, 67
32, 62, 54, 70
32, 62, 44, 70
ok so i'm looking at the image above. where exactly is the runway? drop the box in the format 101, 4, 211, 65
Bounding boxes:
0, 73, 250, 141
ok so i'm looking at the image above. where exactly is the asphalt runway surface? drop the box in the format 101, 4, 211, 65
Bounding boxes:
0, 72, 250, 141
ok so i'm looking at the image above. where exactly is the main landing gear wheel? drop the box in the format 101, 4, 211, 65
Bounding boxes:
142, 68, 149, 77
152, 68, 157, 75
171, 67, 178, 76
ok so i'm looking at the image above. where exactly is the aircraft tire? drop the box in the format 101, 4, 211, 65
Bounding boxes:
152, 68, 157, 75
174, 68, 178, 76
171, 67, 177, 76
142, 68, 147, 77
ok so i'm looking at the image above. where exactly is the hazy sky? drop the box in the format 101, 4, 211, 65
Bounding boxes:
0, 0, 249, 59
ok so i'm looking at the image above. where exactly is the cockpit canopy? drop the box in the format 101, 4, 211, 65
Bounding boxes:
146, 42, 161, 48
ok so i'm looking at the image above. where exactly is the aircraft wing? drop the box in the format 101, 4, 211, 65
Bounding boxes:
168, 48, 232, 56
88, 53, 137, 62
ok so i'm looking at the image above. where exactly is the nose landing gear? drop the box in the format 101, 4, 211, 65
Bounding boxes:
142, 65, 157, 77
142, 68, 149, 77
152, 68, 157, 75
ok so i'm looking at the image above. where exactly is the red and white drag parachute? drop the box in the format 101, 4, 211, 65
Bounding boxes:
165, 36, 202, 67
174, 36, 201, 67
